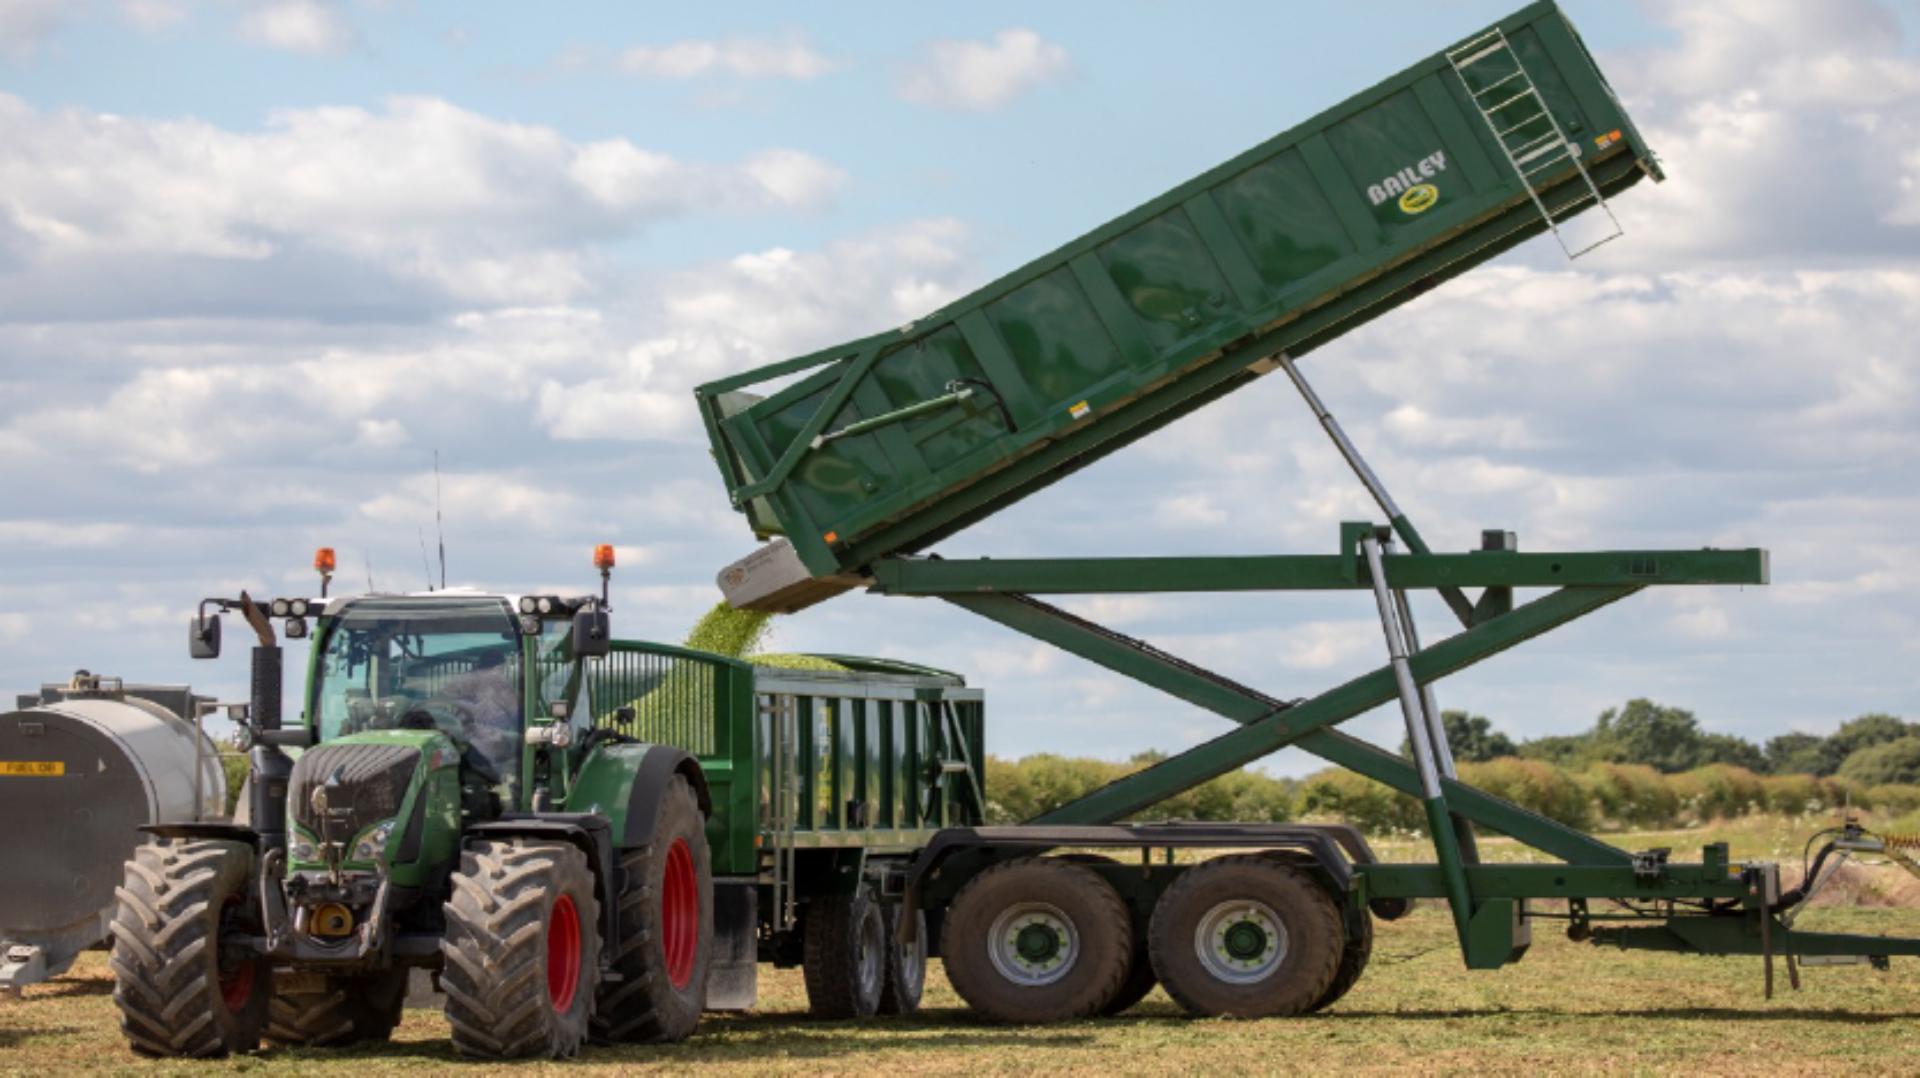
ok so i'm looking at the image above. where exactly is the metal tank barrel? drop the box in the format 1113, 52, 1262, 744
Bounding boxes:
700, 0, 1655, 612
0, 674, 224, 995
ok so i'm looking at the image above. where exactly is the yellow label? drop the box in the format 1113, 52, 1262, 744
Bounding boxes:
1398, 184, 1439, 215
0, 760, 64, 776
1069, 400, 1091, 420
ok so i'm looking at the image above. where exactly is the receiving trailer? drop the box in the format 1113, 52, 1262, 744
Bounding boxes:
698, 0, 1920, 1021
106, 553, 983, 1060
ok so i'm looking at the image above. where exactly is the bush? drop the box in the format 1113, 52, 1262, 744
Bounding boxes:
1297, 769, 1424, 834
1577, 762, 1678, 828
1458, 757, 1591, 829
1867, 784, 1920, 814
1669, 764, 1767, 822
1838, 736, 1920, 787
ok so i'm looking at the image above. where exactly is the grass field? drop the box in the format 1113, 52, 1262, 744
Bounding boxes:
8, 816, 1920, 1076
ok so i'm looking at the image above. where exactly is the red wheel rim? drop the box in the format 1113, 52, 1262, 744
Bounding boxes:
662, 838, 698, 989
548, 894, 582, 1012
219, 959, 255, 1011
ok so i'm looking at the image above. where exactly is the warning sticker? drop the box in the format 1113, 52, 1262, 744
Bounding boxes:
1069, 400, 1092, 420
0, 761, 64, 776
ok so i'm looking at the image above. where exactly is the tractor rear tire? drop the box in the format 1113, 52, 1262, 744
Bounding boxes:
1148, 855, 1341, 1019
108, 838, 268, 1058
877, 902, 927, 1016
803, 885, 887, 1019
265, 968, 408, 1047
941, 857, 1132, 1024
592, 773, 713, 1044
441, 838, 601, 1059
1310, 907, 1373, 1013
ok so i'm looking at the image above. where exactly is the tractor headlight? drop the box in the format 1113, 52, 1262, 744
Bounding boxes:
270, 597, 291, 617
352, 818, 398, 863
519, 596, 538, 614
289, 832, 318, 862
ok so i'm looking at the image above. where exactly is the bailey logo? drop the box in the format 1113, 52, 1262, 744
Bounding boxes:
1367, 151, 1448, 208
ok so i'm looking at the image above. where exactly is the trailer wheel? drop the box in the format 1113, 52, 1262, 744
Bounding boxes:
1310, 907, 1372, 1013
592, 773, 713, 1044
107, 838, 268, 1058
265, 968, 407, 1047
441, 838, 601, 1059
941, 857, 1131, 1023
1056, 854, 1155, 1015
877, 902, 926, 1015
1148, 855, 1341, 1018
803, 885, 887, 1019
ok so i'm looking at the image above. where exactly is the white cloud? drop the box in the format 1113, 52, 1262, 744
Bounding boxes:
238, 0, 353, 55
0, 93, 844, 307
0, 0, 64, 58
894, 28, 1070, 111
618, 36, 833, 80
121, 0, 188, 31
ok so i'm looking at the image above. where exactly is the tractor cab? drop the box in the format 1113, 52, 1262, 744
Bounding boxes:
306, 591, 594, 814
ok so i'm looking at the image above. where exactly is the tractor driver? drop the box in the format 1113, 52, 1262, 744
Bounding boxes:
437, 648, 522, 799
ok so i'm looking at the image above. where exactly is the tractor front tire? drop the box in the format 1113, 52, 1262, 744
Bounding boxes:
941, 857, 1132, 1024
803, 885, 887, 1019
441, 838, 601, 1059
265, 968, 408, 1047
108, 838, 268, 1058
592, 773, 713, 1044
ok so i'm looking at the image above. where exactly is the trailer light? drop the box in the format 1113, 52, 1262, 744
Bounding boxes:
519, 596, 538, 614
594, 543, 616, 571
313, 547, 337, 573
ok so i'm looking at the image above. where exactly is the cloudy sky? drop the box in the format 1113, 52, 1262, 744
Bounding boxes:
2, 1, 1916, 774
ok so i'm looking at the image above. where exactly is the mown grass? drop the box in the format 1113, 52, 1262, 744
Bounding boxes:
9, 816, 1920, 1075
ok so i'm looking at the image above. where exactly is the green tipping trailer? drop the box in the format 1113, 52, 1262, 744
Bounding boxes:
702, 0, 1654, 610
696, 0, 1920, 1024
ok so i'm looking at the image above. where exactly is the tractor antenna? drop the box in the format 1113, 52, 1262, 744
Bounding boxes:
434, 450, 447, 590
418, 528, 434, 591
364, 550, 376, 593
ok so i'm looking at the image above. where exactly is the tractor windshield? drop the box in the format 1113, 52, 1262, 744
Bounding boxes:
311, 597, 523, 796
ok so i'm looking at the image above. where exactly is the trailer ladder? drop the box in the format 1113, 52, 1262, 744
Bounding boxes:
1447, 26, 1624, 259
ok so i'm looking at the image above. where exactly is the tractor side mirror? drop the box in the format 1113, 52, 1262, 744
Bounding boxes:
189, 613, 222, 660
571, 605, 610, 658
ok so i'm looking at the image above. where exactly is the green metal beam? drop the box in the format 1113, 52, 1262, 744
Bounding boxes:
981, 584, 1641, 862
1360, 862, 1745, 900
874, 548, 1767, 594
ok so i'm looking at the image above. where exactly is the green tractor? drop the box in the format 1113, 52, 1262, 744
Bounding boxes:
110, 546, 712, 1059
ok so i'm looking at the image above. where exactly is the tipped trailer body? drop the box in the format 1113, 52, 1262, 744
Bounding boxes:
696, 0, 1920, 1020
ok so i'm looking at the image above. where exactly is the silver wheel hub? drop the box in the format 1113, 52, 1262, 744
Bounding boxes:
987, 902, 1079, 986
855, 908, 885, 998
1194, 899, 1286, 984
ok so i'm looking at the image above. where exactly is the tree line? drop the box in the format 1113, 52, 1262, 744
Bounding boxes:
985, 700, 1920, 833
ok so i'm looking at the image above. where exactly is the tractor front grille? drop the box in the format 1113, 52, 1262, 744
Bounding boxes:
289, 742, 420, 839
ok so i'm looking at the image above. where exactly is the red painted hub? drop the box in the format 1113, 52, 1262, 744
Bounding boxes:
218, 960, 255, 1011
662, 837, 698, 989
547, 894, 582, 1012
